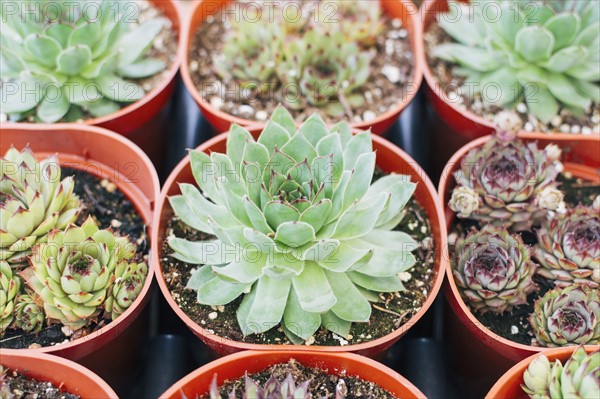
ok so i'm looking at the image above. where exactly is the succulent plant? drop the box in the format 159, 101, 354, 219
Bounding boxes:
522, 346, 600, 399
452, 225, 538, 314
1, 146, 82, 266
22, 216, 142, 330
277, 30, 372, 117
433, 0, 600, 124
0, 261, 20, 336
169, 107, 418, 343
214, 13, 283, 89
530, 285, 599, 347
14, 289, 45, 334
104, 259, 147, 320
208, 372, 328, 399
448, 130, 562, 231
317, 0, 384, 47
0, 0, 168, 123
535, 205, 600, 288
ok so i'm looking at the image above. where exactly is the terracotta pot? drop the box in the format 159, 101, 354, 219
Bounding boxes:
160, 350, 426, 399
1, 124, 160, 361
420, 0, 598, 154
181, 0, 423, 134
486, 345, 600, 399
437, 135, 600, 380
1, 350, 117, 398
0, 0, 184, 164
153, 125, 446, 357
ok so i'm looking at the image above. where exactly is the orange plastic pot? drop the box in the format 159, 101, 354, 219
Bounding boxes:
437, 134, 600, 373
153, 126, 447, 357
486, 345, 600, 399
1, 0, 183, 164
1, 350, 117, 398
421, 0, 598, 155
160, 350, 426, 399
181, 0, 423, 135
1, 124, 160, 361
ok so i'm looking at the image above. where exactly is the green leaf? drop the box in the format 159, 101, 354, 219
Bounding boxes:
45, 23, 73, 48
56, 45, 93, 75
547, 72, 592, 110
315, 133, 344, 183
1, 48, 25, 73
213, 256, 265, 284
243, 228, 276, 253
311, 155, 333, 199
69, 22, 102, 49
571, 79, 600, 104
80, 53, 119, 79
431, 43, 501, 72
25, 35, 61, 68
97, 75, 144, 102
244, 276, 291, 334
64, 77, 100, 104
487, 2, 525, 45
355, 245, 417, 277
264, 253, 304, 279
544, 12, 580, 51
180, 183, 237, 230
37, 87, 69, 123
344, 131, 373, 170
575, 22, 600, 47
275, 221, 316, 248
525, 84, 559, 124
283, 289, 321, 340
236, 284, 258, 335
342, 152, 375, 209
281, 132, 317, 163
299, 199, 332, 232
515, 26, 554, 62
241, 140, 269, 179
299, 239, 339, 262
197, 276, 249, 306
566, 61, 600, 81
348, 272, 404, 293
86, 98, 120, 117
543, 46, 587, 72
480, 67, 521, 106
168, 195, 211, 233
299, 113, 329, 146
118, 18, 166, 67
321, 311, 351, 339
326, 270, 371, 322
332, 193, 388, 240
168, 237, 235, 265
319, 241, 372, 272
243, 196, 273, 234
292, 261, 336, 313
190, 150, 222, 203
366, 177, 416, 227
0, 76, 42, 114
264, 201, 300, 229
271, 104, 296, 134
226, 124, 253, 168
257, 120, 291, 153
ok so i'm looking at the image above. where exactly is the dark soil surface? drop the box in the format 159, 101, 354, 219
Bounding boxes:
0, 367, 79, 399
424, 21, 600, 135
0, 168, 147, 350
448, 173, 600, 345
162, 167, 436, 347
189, 0, 415, 125
199, 359, 397, 399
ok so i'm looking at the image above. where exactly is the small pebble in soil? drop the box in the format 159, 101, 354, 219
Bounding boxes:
1, 368, 80, 399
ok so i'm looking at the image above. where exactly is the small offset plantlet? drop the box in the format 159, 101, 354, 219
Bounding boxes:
169, 107, 418, 343
22, 216, 147, 330
0, 146, 82, 266
433, 0, 600, 123
522, 346, 600, 399
0, 261, 20, 336
104, 260, 148, 320
452, 225, 538, 314
535, 204, 600, 288
530, 285, 599, 347
448, 112, 563, 231
0, 0, 168, 123
207, 372, 340, 399
14, 289, 45, 334
277, 31, 371, 117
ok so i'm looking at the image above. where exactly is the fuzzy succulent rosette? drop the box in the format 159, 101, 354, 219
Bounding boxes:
169, 107, 419, 343
535, 204, 600, 288
449, 114, 564, 231
452, 225, 538, 314
522, 346, 600, 399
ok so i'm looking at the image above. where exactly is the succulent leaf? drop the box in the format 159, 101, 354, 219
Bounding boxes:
169, 107, 418, 342
0, 261, 20, 336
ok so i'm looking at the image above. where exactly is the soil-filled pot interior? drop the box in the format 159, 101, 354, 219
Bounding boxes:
183, 0, 422, 133
485, 345, 599, 399
160, 351, 425, 399
0, 350, 117, 398
422, 0, 600, 136
439, 134, 600, 361
154, 128, 446, 356
0, 125, 159, 360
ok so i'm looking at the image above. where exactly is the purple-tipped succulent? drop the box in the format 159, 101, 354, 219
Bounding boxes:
535, 205, 600, 288
530, 285, 599, 347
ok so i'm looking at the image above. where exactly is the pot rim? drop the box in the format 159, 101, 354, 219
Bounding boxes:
152, 126, 447, 354
0, 123, 160, 357
160, 350, 426, 398
438, 133, 600, 355
181, 0, 424, 132
485, 345, 600, 399
0, 0, 183, 129
0, 349, 118, 397
420, 0, 599, 138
